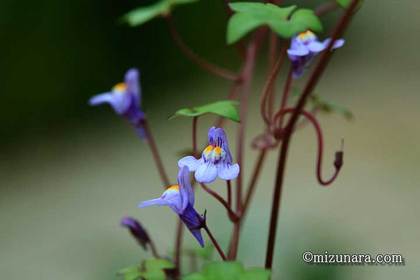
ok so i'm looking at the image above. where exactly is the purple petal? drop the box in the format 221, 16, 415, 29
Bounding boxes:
179, 205, 205, 247
307, 41, 326, 53
138, 198, 170, 208
322, 38, 345, 51
287, 43, 310, 56
195, 162, 218, 184
125, 68, 141, 106
208, 127, 233, 163
120, 217, 150, 249
89, 92, 130, 115
217, 163, 240, 180
178, 166, 194, 211
178, 156, 200, 171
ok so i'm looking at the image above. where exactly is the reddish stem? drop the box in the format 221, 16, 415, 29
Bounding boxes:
226, 180, 232, 208
200, 183, 239, 222
204, 225, 227, 260
140, 119, 170, 186
165, 15, 239, 81
277, 67, 293, 126
265, 0, 360, 270
316, 1, 339, 16
192, 117, 198, 156
241, 150, 267, 217
260, 45, 287, 125
274, 108, 343, 186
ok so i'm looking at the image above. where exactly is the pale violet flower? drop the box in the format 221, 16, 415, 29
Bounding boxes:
178, 127, 239, 184
89, 68, 145, 137
287, 30, 345, 78
138, 166, 205, 247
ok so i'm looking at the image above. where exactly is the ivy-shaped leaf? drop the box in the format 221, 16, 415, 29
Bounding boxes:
117, 266, 141, 280
119, 259, 175, 280
183, 261, 270, 280
123, 0, 199, 27
227, 3, 322, 44
170, 100, 240, 122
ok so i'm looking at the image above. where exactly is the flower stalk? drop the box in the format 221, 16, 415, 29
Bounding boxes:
265, 0, 360, 270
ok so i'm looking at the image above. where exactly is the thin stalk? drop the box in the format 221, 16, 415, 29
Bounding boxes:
274, 108, 343, 185
276, 68, 293, 126
204, 225, 227, 260
192, 117, 198, 156
214, 80, 242, 128
148, 239, 160, 259
241, 150, 267, 217
260, 45, 287, 125
174, 220, 184, 276
141, 119, 170, 186
229, 37, 259, 260
316, 1, 339, 16
165, 15, 238, 81
226, 180, 232, 208
264, 0, 360, 270
267, 31, 279, 118
200, 183, 239, 222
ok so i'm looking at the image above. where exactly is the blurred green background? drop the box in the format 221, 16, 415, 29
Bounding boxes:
1, 0, 419, 279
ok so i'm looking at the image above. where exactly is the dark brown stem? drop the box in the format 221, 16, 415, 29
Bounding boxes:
226, 180, 232, 208
267, 32, 279, 118
204, 225, 227, 260
260, 45, 287, 125
277, 67, 293, 126
316, 1, 339, 16
213, 81, 242, 128
148, 239, 160, 259
173, 219, 184, 277
229, 35, 260, 260
265, 0, 359, 270
165, 15, 239, 81
200, 183, 239, 222
241, 150, 267, 217
192, 117, 198, 156
140, 119, 170, 186
274, 108, 343, 186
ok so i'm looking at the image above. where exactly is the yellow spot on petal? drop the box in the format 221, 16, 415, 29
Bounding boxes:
113, 82, 127, 93
298, 30, 315, 41
204, 145, 214, 154
214, 146, 222, 156
166, 184, 179, 192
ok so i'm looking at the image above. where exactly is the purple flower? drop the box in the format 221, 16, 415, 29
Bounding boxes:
178, 127, 239, 184
138, 166, 205, 247
287, 30, 345, 79
89, 68, 145, 137
121, 217, 151, 250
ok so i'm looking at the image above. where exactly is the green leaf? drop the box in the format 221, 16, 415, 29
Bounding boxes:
336, 0, 351, 8
123, 0, 199, 27
203, 261, 244, 280
144, 258, 175, 271
170, 100, 240, 122
119, 259, 175, 280
336, 0, 363, 10
240, 268, 271, 280
194, 244, 214, 260
183, 261, 270, 280
227, 3, 322, 44
117, 266, 141, 280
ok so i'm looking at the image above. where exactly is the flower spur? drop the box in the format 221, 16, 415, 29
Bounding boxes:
287, 30, 345, 79
89, 68, 145, 137
138, 166, 205, 247
178, 127, 240, 184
